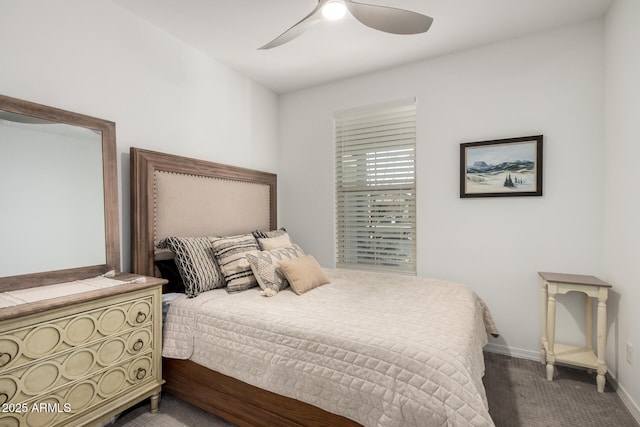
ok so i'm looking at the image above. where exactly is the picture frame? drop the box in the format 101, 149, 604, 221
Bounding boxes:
460, 135, 543, 198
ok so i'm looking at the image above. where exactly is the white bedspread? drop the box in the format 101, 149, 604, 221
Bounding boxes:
163, 269, 497, 426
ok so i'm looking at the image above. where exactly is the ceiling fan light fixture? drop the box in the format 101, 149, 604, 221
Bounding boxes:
322, 0, 347, 20
259, 0, 433, 49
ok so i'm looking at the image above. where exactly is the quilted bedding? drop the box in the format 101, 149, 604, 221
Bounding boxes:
163, 268, 498, 426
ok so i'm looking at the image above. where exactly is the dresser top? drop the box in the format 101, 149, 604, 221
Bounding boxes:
0, 273, 166, 321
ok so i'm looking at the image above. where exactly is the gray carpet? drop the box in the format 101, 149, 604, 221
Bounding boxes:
113, 352, 639, 426
483, 352, 638, 426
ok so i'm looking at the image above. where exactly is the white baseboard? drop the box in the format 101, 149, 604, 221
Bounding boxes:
485, 344, 640, 424
616, 382, 640, 424
484, 342, 541, 361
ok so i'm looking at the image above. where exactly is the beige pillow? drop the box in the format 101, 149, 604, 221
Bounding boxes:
258, 233, 292, 250
279, 255, 330, 295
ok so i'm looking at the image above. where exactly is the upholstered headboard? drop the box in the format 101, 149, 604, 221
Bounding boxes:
130, 148, 277, 278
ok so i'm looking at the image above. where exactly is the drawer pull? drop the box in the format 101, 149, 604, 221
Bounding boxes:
135, 311, 147, 324
0, 392, 8, 405
135, 367, 147, 380
132, 339, 144, 352
0, 352, 12, 367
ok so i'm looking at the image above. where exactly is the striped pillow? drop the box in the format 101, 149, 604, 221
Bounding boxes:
156, 236, 225, 297
210, 234, 260, 293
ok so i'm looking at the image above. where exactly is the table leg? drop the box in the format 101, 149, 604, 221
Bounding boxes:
585, 296, 593, 351
541, 280, 548, 364
596, 293, 608, 393
546, 290, 557, 381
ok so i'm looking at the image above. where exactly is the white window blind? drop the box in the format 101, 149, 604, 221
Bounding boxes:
335, 99, 416, 274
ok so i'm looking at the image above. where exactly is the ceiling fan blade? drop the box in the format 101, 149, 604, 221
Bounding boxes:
259, 2, 324, 49
344, 0, 433, 35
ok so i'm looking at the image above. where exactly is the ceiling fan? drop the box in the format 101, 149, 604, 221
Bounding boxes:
259, 0, 433, 49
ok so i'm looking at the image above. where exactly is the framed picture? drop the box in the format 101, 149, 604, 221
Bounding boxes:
460, 135, 543, 198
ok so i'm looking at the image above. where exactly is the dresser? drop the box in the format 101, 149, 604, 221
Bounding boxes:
0, 274, 165, 427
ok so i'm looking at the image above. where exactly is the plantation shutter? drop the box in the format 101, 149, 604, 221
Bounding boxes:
335, 98, 416, 274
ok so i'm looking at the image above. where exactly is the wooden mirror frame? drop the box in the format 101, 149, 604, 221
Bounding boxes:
0, 94, 120, 292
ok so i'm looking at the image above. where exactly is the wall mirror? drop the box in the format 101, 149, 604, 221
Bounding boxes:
0, 94, 120, 292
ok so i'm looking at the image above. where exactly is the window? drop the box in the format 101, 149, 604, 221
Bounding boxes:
334, 98, 416, 274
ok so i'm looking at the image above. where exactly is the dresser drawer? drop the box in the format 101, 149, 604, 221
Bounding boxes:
0, 353, 156, 427
0, 296, 153, 372
0, 326, 153, 405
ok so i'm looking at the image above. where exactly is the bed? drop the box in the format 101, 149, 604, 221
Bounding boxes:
130, 148, 498, 427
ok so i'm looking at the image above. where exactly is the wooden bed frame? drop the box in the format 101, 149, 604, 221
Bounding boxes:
130, 148, 360, 427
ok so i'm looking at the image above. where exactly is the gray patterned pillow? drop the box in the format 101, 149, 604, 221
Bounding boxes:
252, 227, 287, 239
246, 245, 305, 297
156, 236, 225, 297
210, 234, 260, 293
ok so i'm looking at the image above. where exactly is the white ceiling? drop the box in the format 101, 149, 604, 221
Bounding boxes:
114, 0, 613, 94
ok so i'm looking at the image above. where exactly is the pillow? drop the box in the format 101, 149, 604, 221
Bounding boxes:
156, 237, 225, 297
252, 227, 287, 239
246, 245, 305, 297
210, 234, 260, 293
154, 259, 185, 294
279, 255, 330, 295
257, 233, 292, 251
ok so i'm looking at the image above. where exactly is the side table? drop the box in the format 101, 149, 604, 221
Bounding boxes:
539, 271, 611, 393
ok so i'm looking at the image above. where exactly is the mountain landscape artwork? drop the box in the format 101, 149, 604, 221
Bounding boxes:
460, 135, 543, 198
